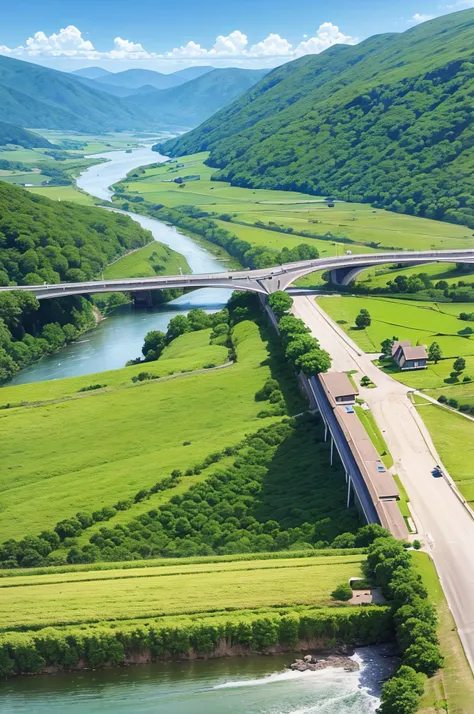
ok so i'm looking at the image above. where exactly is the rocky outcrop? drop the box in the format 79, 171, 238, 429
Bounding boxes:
289, 652, 359, 673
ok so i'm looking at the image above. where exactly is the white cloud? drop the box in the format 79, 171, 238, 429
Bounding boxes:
0, 22, 357, 66
0, 25, 155, 60
294, 22, 356, 56
108, 37, 153, 59
410, 13, 434, 23
249, 34, 292, 57
168, 23, 356, 60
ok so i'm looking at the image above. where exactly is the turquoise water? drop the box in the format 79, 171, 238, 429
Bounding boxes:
0, 651, 390, 714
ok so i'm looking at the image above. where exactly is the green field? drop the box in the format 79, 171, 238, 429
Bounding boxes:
356, 262, 474, 290
415, 552, 474, 714
318, 296, 474, 388
0, 553, 365, 631
0, 329, 229, 408
414, 402, 474, 504
25, 185, 97, 205
104, 240, 190, 279
118, 153, 474, 261
0, 321, 285, 541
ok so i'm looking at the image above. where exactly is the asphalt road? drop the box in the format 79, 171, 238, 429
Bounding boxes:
292, 295, 474, 673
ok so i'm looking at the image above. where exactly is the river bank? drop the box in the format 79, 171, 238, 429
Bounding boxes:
6, 146, 232, 385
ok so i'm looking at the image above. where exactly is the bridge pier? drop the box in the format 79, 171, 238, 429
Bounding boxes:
132, 290, 154, 307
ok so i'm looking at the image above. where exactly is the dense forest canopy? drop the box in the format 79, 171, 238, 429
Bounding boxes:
0, 182, 151, 286
0, 182, 153, 382
162, 9, 474, 227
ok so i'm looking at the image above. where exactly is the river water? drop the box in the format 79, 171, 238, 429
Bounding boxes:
0, 651, 390, 714
8, 145, 230, 385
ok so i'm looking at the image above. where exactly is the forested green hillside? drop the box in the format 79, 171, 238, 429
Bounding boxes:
0, 55, 154, 132
162, 9, 474, 227
0, 122, 52, 148
0, 182, 152, 381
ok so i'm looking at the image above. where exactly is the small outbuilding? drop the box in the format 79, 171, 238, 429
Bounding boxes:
319, 372, 359, 408
392, 341, 427, 371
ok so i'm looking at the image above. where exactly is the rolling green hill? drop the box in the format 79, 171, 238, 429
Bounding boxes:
0, 121, 52, 148
0, 181, 153, 381
162, 9, 474, 227
129, 68, 268, 128
0, 55, 155, 132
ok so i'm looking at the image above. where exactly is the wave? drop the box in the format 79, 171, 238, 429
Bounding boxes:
212, 666, 357, 690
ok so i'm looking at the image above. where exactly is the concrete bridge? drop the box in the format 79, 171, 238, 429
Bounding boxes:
2, 249, 474, 300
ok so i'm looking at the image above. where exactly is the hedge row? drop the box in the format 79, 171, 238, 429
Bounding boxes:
0, 606, 391, 676
370, 537, 443, 714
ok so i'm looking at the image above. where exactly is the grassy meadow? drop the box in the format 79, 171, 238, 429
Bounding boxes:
25, 185, 97, 205
104, 240, 191, 279
0, 553, 365, 631
0, 329, 229, 407
414, 402, 474, 505
0, 320, 282, 541
118, 152, 474, 262
318, 296, 474, 386
356, 261, 474, 290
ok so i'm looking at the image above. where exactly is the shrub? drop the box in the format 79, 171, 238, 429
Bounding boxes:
378, 665, 425, 714
331, 583, 353, 601
78, 383, 106, 392
437, 394, 448, 404
448, 398, 458, 408
459, 404, 471, 413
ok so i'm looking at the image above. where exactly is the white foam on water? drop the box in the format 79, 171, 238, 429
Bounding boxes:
212, 667, 326, 689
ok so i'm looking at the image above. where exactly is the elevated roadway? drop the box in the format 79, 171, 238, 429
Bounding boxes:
2, 249, 474, 299
293, 294, 474, 673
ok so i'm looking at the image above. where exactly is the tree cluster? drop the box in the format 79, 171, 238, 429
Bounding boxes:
0, 182, 153, 380
0, 290, 95, 383
141, 307, 230, 363
270, 293, 331, 377
368, 536, 443, 713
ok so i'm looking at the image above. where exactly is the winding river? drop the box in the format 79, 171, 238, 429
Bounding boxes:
8, 144, 230, 385
2, 144, 387, 712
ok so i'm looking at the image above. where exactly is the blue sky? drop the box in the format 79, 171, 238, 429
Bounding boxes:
0, 0, 472, 73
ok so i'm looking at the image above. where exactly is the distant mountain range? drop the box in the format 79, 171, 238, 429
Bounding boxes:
70, 66, 217, 98
0, 121, 52, 149
72, 66, 112, 80
0, 55, 267, 133
0, 55, 151, 132
162, 9, 474, 228
128, 69, 269, 128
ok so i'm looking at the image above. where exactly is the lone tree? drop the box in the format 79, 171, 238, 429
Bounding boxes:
381, 335, 399, 359
355, 309, 371, 329
453, 357, 466, 374
142, 330, 166, 362
428, 342, 443, 364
